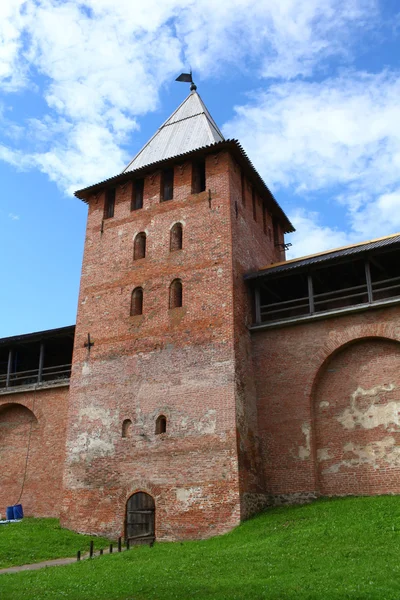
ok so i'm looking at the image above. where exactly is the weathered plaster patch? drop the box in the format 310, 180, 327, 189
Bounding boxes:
71, 432, 114, 460
79, 406, 115, 426
68, 406, 117, 462
317, 448, 331, 462
298, 423, 311, 459
319, 401, 330, 408
82, 362, 90, 376
175, 487, 203, 509
337, 384, 397, 430
196, 409, 216, 434
323, 436, 400, 473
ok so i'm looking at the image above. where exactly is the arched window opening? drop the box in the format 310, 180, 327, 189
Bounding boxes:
122, 419, 132, 438
131, 287, 143, 316
155, 415, 167, 435
134, 232, 146, 260
170, 223, 183, 252
169, 279, 182, 309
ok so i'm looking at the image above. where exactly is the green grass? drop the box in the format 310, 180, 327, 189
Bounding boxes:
0, 518, 112, 569
2, 497, 400, 599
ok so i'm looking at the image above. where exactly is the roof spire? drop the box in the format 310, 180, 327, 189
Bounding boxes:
176, 70, 197, 92
122, 77, 224, 173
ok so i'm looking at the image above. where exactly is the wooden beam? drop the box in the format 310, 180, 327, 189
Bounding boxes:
260, 281, 281, 301
6, 349, 13, 388
308, 274, 314, 314
255, 286, 261, 324
369, 255, 388, 276
38, 342, 45, 383
365, 260, 373, 303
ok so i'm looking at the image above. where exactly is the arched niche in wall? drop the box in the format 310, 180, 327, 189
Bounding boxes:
170, 223, 183, 252
155, 415, 167, 435
130, 287, 143, 316
313, 337, 400, 497
0, 402, 38, 432
133, 232, 146, 260
169, 279, 182, 309
122, 419, 132, 438
0, 403, 39, 503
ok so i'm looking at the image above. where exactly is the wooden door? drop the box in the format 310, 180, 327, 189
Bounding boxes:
125, 492, 155, 544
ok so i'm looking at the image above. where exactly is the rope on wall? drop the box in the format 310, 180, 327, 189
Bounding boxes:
15, 388, 37, 505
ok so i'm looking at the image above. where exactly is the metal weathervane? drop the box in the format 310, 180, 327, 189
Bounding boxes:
175, 71, 197, 91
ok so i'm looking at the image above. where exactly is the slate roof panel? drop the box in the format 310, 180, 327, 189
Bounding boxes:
245, 233, 400, 280
123, 91, 224, 172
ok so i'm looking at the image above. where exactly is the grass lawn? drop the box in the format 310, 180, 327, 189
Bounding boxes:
0, 518, 112, 569
2, 496, 400, 599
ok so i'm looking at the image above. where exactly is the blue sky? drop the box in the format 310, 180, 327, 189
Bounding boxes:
1, 0, 399, 337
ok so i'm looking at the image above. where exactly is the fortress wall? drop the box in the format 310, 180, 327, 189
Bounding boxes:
252, 306, 400, 503
0, 386, 69, 518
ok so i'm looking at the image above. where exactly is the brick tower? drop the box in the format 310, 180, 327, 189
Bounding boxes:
61, 86, 293, 541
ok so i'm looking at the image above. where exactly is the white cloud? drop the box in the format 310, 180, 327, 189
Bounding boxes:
224, 72, 400, 194
286, 209, 353, 260
176, 0, 377, 79
8, 213, 20, 220
0, 0, 27, 91
351, 189, 400, 238
0, 0, 379, 194
224, 71, 400, 251
32, 120, 131, 194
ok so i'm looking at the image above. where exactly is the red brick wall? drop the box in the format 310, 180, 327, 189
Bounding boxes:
62, 153, 244, 540
0, 386, 69, 518
315, 337, 400, 495
228, 157, 286, 517
252, 306, 400, 503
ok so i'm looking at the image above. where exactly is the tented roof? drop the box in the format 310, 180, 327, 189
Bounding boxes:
123, 90, 224, 172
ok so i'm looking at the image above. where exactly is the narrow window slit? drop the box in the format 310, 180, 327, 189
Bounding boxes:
134, 232, 146, 260
273, 217, 280, 247
192, 159, 206, 193
155, 415, 167, 435
161, 168, 174, 201
262, 204, 267, 234
104, 188, 115, 219
131, 179, 144, 211
252, 188, 257, 221
170, 223, 183, 251
131, 287, 143, 316
241, 172, 246, 205
169, 279, 183, 309
122, 419, 132, 438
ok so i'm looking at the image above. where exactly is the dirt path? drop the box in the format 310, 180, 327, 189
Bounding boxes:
0, 547, 124, 575
0, 555, 80, 574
